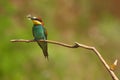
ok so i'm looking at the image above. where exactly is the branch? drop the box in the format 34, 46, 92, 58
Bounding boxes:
10, 39, 119, 80
10, 39, 79, 48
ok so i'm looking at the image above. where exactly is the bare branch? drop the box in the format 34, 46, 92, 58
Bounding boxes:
10, 39, 119, 80
10, 39, 79, 48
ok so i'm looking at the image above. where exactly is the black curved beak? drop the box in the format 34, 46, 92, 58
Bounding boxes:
27, 14, 35, 20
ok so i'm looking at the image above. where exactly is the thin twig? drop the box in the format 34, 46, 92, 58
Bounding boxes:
10, 39, 119, 80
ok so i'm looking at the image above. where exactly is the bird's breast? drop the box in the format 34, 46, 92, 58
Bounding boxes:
32, 25, 45, 40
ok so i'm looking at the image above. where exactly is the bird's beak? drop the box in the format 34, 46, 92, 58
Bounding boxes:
27, 14, 34, 20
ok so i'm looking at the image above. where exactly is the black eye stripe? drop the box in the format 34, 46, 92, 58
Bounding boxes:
34, 18, 42, 22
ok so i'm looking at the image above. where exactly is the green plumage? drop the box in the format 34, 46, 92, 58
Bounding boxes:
32, 24, 48, 59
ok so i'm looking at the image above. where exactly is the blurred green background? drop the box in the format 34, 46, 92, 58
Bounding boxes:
0, 0, 120, 80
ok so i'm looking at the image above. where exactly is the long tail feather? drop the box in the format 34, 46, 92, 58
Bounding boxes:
37, 41, 48, 60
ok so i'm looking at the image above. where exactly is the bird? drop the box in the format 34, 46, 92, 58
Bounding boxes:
27, 15, 48, 59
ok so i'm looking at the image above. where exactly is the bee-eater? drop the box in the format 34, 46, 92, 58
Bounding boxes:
27, 15, 48, 59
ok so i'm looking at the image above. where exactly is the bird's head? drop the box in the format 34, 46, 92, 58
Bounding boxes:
27, 14, 44, 26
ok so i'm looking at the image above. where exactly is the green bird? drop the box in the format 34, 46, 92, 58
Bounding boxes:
27, 15, 48, 59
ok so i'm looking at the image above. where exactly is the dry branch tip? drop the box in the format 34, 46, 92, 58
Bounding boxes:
110, 59, 118, 71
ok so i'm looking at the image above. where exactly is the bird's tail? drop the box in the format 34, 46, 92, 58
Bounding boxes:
37, 41, 49, 60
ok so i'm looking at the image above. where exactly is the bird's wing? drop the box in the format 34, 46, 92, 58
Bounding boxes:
44, 27, 47, 39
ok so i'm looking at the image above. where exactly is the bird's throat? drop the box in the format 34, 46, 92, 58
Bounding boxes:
32, 20, 42, 25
